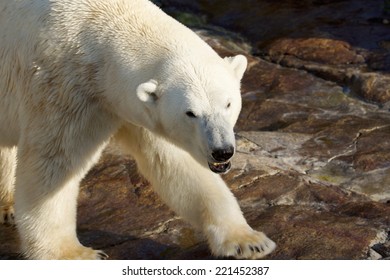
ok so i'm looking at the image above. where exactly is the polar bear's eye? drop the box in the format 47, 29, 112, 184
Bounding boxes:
226, 102, 231, 109
186, 111, 197, 118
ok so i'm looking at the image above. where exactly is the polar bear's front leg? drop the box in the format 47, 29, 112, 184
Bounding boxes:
116, 125, 276, 259
14, 139, 109, 260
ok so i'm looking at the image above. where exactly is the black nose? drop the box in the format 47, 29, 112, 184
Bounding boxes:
212, 146, 234, 162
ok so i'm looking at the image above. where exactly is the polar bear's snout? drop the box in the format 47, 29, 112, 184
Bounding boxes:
204, 142, 234, 174
207, 146, 234, 174
200, 115, 236, 174
211, 146, 234, 162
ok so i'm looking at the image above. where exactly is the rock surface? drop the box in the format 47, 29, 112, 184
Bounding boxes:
1, 0, 389, 260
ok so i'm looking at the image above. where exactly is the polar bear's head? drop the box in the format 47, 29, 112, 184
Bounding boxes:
135, 54, 247, 174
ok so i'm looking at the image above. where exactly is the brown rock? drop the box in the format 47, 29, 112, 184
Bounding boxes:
351, 73, 390, 104
267, 38, 365, 65
352, 125, 390, 172
258, 206, 382, 260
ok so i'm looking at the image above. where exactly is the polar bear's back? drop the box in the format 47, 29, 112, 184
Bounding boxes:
0, 0, 211, 94
0, 0, 219, 147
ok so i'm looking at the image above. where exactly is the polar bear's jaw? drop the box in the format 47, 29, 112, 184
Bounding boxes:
208, 161, 231, 174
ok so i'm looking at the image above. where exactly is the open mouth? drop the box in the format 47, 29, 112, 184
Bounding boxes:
208, 161, 231, 174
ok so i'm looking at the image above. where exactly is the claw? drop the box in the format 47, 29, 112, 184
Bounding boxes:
236, 246, 242, 255
97, 251, 109, 260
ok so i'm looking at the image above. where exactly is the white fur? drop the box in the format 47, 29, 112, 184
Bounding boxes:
0, 147, 16, 225
0, 0, 275, 259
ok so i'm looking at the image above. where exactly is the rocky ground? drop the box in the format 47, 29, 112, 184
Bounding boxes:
1, 0, 389, 259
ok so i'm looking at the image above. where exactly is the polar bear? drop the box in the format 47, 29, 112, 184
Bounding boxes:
0, 0, 276, 259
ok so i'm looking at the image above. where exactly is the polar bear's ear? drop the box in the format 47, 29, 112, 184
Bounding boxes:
224, 54, 248, 80
137, 79, 159, 103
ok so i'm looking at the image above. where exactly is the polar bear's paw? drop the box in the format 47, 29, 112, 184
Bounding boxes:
27, 245, 109, 260
58, 247, 109, 260
0, 205, 15, 226
207, 226, 276, 259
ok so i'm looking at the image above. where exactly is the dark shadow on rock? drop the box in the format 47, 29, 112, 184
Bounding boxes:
78, 229, 213, 260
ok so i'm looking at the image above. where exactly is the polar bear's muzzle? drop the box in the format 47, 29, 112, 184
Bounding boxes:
208, 161, 231, 174
207, 146, 234, 173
